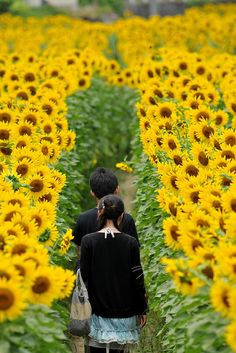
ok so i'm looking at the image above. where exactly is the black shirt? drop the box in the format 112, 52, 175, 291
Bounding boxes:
72, 207, 139, 246
80, 231, 147, 318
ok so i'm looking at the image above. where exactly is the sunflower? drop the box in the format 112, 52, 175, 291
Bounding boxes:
116, 162, 133, 173
1, 189, 30, 208
39, 119, 57, 135
54, 268, 75, 299
0, 257, 21, 282
222, 187, 236, 213
0, 108, 16, 124
210, 280, 233, 318
191, 142, 212, 168
181, 159, 200, 178
156, 102, 177, 119
29, 266, 61, 305
0, 122, 11, 142
222, 129, 236, 147
13, 157, 34, 179
213, 110, 229, 127
161, 134, 181, 153
30, 206, 50, 234
0, 203, 22, 223
163, 217, 182, 250
59, 228, 74, 254
194, 120, 215, 142
10, 212, 39, 237
4, 234, 40, 257
225, 320, 236, 353
26, 174, 50, 199
191, 106, 214, 123
0, 278, 27, 322
14, 135, 32, 149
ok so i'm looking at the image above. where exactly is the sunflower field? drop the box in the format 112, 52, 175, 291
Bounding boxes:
1, 3, 236, 353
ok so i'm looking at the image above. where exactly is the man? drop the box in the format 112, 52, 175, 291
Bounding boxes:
72, 167, 139, 258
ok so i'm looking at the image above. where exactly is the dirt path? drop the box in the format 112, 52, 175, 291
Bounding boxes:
116, 171, 137, 214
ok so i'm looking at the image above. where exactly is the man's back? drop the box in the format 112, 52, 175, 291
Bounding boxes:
72, 207, 139, 246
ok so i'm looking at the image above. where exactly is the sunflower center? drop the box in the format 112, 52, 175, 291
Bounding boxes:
168, 139, 177, 150
221, 150, 235, 160
24, 73, 35, 82
196, 66, 205, 75
202, 266, 214, 279
204, 253, 215, 261
160, 107, 172, 118
78, 78, 86, 87
231, 103, 236, 113
0, 288, 14, 310
212, 200, 222, 210
19, 126, 32, 136
15, 265, 26, 276
190, 191, 200, 203
25, 114, 37, 125
215, 115, 223, 125
198, 152, 209, 166
42, 146, 49, 155
42, 104, 53, 115
230, 199, 236, 212
222, 291, 230, 308
221, 176, 232, 187
44, 125, 52, 134
197, 219, 209, 228
16, 164, 28, 176
179, 62, 187, 70
225, 135, 236, 146
153, 89, 163, 98
186, 165, 199, 176
192, 239, 202, 251
17, 92, 28, 100
170, 176, 178, 190
173, 155, 183, 166
0, 271, 10, 280
170, 225, 180, 241
12, 244, 27, 255
190, 101, 199, 109
32, 215, 42, 227
196, 111, 210, 121
30, 180, 44, 192
202, 126, 214, 138
0, 113, 11, 123
0, 129, 9, 140
32, 276, 50, 294
169, 203, 177, 216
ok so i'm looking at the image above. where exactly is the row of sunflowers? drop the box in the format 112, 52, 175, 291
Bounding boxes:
1, 2, 236, 352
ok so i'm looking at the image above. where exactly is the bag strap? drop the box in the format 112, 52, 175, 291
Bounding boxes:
76, 268, 89, 300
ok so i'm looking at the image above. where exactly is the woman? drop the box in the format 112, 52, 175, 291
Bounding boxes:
80, 194, 147, 353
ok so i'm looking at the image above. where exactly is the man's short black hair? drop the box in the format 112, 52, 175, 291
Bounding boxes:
89, 167, 118, 199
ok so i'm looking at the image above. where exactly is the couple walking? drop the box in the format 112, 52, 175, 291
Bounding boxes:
72, 167, 148, 353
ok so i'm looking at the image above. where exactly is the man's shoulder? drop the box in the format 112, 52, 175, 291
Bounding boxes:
123, 212, 134, 222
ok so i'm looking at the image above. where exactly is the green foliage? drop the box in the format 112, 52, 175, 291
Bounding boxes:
0, 305, 70, 353
64, 76, 139, 212
131, 125, 230, 352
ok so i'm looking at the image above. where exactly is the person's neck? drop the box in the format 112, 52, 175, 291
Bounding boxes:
100, 220, 119, 231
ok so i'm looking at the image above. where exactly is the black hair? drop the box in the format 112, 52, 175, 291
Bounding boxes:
89, 167, 118, 199
97, 194, 124, 230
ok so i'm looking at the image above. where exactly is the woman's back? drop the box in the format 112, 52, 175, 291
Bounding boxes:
80, 231, 146, 318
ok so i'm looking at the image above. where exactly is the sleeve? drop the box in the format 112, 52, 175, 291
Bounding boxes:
80, 237, 91, 284
130, 239, 148, 314
122, 214, 140, 246
71, 215, 84, 246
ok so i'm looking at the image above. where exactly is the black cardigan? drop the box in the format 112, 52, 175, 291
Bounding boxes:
80, 231, 147, 318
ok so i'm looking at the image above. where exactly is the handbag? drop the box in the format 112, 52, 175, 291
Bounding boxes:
68, 268, 92, 337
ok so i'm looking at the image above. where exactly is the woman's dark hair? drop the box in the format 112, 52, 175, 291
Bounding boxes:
89, 167, 118, 199
97, 194, 124, 230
